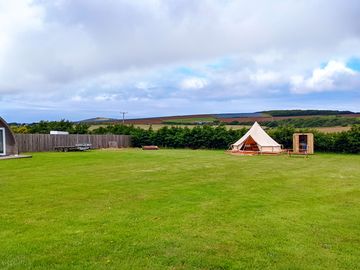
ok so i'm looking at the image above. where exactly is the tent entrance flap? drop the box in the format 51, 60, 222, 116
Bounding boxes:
241, 136, 259, 151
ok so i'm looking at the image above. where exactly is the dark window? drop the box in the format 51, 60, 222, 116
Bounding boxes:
0, 129, 4, 154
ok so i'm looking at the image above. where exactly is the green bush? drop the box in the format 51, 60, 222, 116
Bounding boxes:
11, 120, 360, 153
91, 123, 360, 153
19, 120, 91, 134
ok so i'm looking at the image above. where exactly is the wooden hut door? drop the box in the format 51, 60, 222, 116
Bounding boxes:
0, 128, 5, 155
299, 135, 307, 152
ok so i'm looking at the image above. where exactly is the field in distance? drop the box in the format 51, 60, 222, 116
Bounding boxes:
89, 124, 251, 131
80, 110, 360, 132
315, 126, 351, 133
89, 124, 351, 132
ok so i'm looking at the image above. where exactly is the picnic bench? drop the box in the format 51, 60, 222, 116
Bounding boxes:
55, 143, 92, 152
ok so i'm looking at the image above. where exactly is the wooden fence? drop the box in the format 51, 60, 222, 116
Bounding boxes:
15, 134, 131, 152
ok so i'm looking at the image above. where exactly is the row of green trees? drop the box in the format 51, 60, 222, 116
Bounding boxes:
11, 120, 360, 153
93, 125, 247, 149
11, 120, 90, 134
93, 124, 360, 153
267, 126, 360, 153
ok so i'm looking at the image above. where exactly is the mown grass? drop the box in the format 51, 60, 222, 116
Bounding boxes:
0, 149, 359, 269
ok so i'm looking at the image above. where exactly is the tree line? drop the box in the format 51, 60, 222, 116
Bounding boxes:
260, 110, 354, 117
11, 120, 90, 134
94, 124, 360, 153
10, 121, 360, 153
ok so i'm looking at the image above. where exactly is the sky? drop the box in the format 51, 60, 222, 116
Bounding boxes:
0, 0, 360, 122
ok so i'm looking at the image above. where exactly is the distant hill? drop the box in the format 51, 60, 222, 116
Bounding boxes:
76, 117, 119, 124
215, 112, 265, 118
78, 110, 360, 128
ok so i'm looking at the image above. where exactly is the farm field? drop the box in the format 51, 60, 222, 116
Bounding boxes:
89, 124, 251, 131
89, 123, 352, 132
1, 150, 360, 269
315, 126, 351, 133
133, 124, 252, 131
162, 117, 217, 124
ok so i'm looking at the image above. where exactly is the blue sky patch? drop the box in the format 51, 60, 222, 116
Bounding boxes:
347, 58, 360, 71
207, 57, 232, 70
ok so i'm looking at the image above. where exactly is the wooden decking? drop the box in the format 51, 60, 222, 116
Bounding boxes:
228, 150, 281, 156
287, 150, 309, 158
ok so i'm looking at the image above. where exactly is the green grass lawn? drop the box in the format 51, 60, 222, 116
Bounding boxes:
1, 150, 359, 270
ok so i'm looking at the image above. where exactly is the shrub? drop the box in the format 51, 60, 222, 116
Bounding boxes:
11, 120, 360, 153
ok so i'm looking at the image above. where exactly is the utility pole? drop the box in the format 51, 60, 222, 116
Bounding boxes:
120, 112, 128, 125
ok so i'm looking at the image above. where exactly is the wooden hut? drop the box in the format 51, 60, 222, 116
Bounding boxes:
0, 117, 18, 156
293, 133, 314, 154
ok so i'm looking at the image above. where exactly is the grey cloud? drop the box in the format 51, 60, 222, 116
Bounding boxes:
1, 0, 360, 121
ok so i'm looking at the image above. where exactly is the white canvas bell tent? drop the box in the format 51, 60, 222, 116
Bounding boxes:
231, 122, 282, 153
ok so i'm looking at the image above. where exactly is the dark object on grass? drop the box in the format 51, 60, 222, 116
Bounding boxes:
142, 145, 159, 150
55, 143, 92, 152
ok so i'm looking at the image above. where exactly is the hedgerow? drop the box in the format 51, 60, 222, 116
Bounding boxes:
11, 120, 360, 153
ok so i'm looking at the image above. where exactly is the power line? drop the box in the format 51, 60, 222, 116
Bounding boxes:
120, 112, 128, 124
